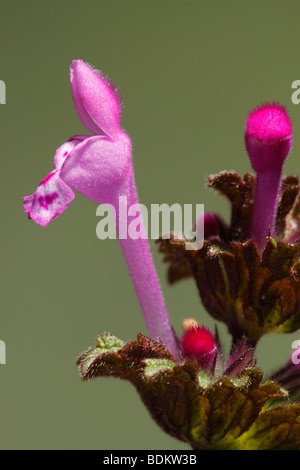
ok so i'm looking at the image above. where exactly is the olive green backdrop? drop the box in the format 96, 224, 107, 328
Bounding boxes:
1, 0, 300, 450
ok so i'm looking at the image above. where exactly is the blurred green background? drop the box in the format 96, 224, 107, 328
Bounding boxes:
1, 0, 300, 450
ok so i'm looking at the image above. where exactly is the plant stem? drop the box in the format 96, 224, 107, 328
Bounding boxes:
112, 177, 180, 361
251, 166, 282, 251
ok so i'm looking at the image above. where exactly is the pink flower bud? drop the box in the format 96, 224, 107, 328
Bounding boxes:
244, 103, 293, 251
181, 319, 216, 368
245, 102, 292, 172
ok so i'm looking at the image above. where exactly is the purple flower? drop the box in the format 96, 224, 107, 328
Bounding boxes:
24, 61, 130, 225
24, 60, 180, 360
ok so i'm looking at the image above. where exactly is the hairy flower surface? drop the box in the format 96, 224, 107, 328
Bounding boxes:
181, 321, 217, 369
245, 103, 293, 250
24, 61, 130, 224
23, 60, 179, 359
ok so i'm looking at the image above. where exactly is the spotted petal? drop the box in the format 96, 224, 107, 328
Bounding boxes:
60, 133, 131, 205
54, 135, 89, 170
23, 170, 75, 227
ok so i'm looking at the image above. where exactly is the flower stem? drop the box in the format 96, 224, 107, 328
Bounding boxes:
113, 178, 180, 361
251, 166, 282, 251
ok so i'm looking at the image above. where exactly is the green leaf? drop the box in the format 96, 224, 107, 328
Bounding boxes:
96, 334, 126, 351
144, 358, 176, 378
197, 371, 212, 389
77, 334, 300, 450
238, 406, 300, 450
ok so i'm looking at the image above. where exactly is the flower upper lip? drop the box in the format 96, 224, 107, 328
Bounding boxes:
70, 60, 122, 139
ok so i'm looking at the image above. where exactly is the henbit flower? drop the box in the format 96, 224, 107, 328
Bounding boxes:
23, 60, 180, 361
245, 103, 293, 251
180, 318, 217, 369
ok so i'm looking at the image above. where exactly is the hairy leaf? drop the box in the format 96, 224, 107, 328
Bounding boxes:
77, 334, 300, 450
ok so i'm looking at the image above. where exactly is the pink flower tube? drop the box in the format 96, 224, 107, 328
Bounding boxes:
24, 60, 180, 360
